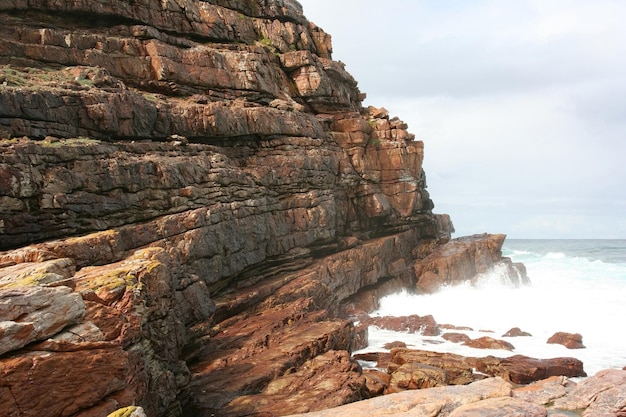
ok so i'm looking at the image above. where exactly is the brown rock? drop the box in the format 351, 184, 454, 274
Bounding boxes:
503, 327, 532, 337
0, 347, 131, 417
470, 355, 587, 384
513, 375, 575, 405
383, 341, 407, 349
463, 336, 516, 351
448, 396, 547, 417
390, 349, 475, 386
553, 368, 626, 415
414, 234, 529, 293
284, 377, 514, 417
388, 362, 447, 392
362, 369, 391, 397
0, 0, 525, 416
362, 314, 440, 336
443, 332, 471, 343
547, 332, 585, 349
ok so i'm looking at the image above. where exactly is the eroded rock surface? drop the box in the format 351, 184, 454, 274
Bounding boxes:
0, 1, 560, 417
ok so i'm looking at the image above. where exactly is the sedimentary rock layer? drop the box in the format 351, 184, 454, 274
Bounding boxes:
0, 1, 535, 417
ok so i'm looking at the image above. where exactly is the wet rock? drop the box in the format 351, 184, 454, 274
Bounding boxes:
443, 332, 471, 343
362, 314, 440, 336
463, 336, 515, 351
469, 355, 587, 384
503, 327, 532, 337
414, 234, 529, 293
383, 341, 407, 349
547, 332, 585, 349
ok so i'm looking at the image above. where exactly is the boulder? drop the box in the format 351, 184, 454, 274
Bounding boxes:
442, 332, 471, 343
503, 327, 532, 337
469, 355, 586, 384
547, 332, 585, 349
553, 368, 626, 416
463, 336, 515, 351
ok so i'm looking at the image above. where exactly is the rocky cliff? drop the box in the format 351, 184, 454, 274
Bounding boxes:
0, 1, 525, 417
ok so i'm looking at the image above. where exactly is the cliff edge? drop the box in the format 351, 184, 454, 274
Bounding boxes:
0, 1, 523, 416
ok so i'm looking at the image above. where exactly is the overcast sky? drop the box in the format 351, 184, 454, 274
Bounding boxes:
298, 0, 626, 239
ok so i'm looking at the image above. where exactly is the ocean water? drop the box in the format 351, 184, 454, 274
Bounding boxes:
356, 239, 626, 377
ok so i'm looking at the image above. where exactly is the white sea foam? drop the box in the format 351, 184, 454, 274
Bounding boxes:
356, 240, 626, 377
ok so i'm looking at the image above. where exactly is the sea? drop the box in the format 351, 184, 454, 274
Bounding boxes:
355, 239, 626, 378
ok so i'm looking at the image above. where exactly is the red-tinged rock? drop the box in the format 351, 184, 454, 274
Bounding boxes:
469, 355, 587, 385
547, 332, 585, 349
362, 314, 440, 336
220, 350, 366, 417
362, 369, 391, 397
513, 375, 575, 405
448, 396, 547, 417
283, 377, 514, 417
414, 234, 530, 293
443, 332, 471, 343
553, 369, 626, 416
0, 347, 132, 417
390, 349, 475, 386
503, 327, 532, 337
383, 341, 407, 349
463, 336, 515, 351
387, 362, 447, 392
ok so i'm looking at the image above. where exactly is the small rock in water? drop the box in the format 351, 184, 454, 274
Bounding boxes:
463, 336, 515, 351
442, 332, 471, 343
503, 327, 532, 337
383, 341, 407, 349
547, 332, 585, 349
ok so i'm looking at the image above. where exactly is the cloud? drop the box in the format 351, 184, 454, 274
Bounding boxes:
298, 0, 626, 238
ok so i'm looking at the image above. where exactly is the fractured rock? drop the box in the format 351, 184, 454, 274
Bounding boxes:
0, 285, 85, 355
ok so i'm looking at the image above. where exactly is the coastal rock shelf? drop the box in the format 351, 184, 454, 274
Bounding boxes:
1, 1, 619, 417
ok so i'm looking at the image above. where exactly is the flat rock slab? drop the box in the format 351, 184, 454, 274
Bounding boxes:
284, 377, 513, 417
0, 285, 85, 355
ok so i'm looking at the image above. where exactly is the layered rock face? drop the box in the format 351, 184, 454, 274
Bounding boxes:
0, 1, 526, 417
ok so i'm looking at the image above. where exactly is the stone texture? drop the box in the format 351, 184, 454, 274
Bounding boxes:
503, 327, 532, 337
547, 332, 586, 349
414, 234, 529, 293
462, 336, 516, 351
513, 376, 575, 405
0, 285, 85, 355
362, 314, 440, 336
469, 355, 587, 385
553, 369, 626, 416
0, 1, 538, 416
283, 377, 513, 417
448, 396, 547, 417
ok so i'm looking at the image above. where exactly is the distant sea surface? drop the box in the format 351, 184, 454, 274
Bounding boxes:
356, 239, 626, 377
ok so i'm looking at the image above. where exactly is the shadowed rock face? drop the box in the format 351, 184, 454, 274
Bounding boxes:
0, 1, 526, 417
